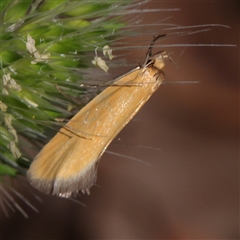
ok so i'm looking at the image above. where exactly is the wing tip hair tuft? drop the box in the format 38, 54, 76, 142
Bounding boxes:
27, 161, 98, 198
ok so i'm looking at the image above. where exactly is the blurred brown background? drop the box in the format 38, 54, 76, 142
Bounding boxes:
1, 1, 239, 239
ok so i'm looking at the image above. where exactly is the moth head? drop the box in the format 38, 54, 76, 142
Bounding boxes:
151, 51, 169, 70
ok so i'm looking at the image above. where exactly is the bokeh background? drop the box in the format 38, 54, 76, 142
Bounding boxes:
1, 0, 239, 239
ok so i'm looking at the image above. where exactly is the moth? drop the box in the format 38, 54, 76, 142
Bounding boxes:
27, 34, 168, 197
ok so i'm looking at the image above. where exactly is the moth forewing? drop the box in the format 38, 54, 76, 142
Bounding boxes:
27, 42, 168, 197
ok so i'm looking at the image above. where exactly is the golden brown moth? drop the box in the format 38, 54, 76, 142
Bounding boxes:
27, 34, 168, 197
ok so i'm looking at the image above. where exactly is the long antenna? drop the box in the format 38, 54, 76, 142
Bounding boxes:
143, 34, 166, 66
